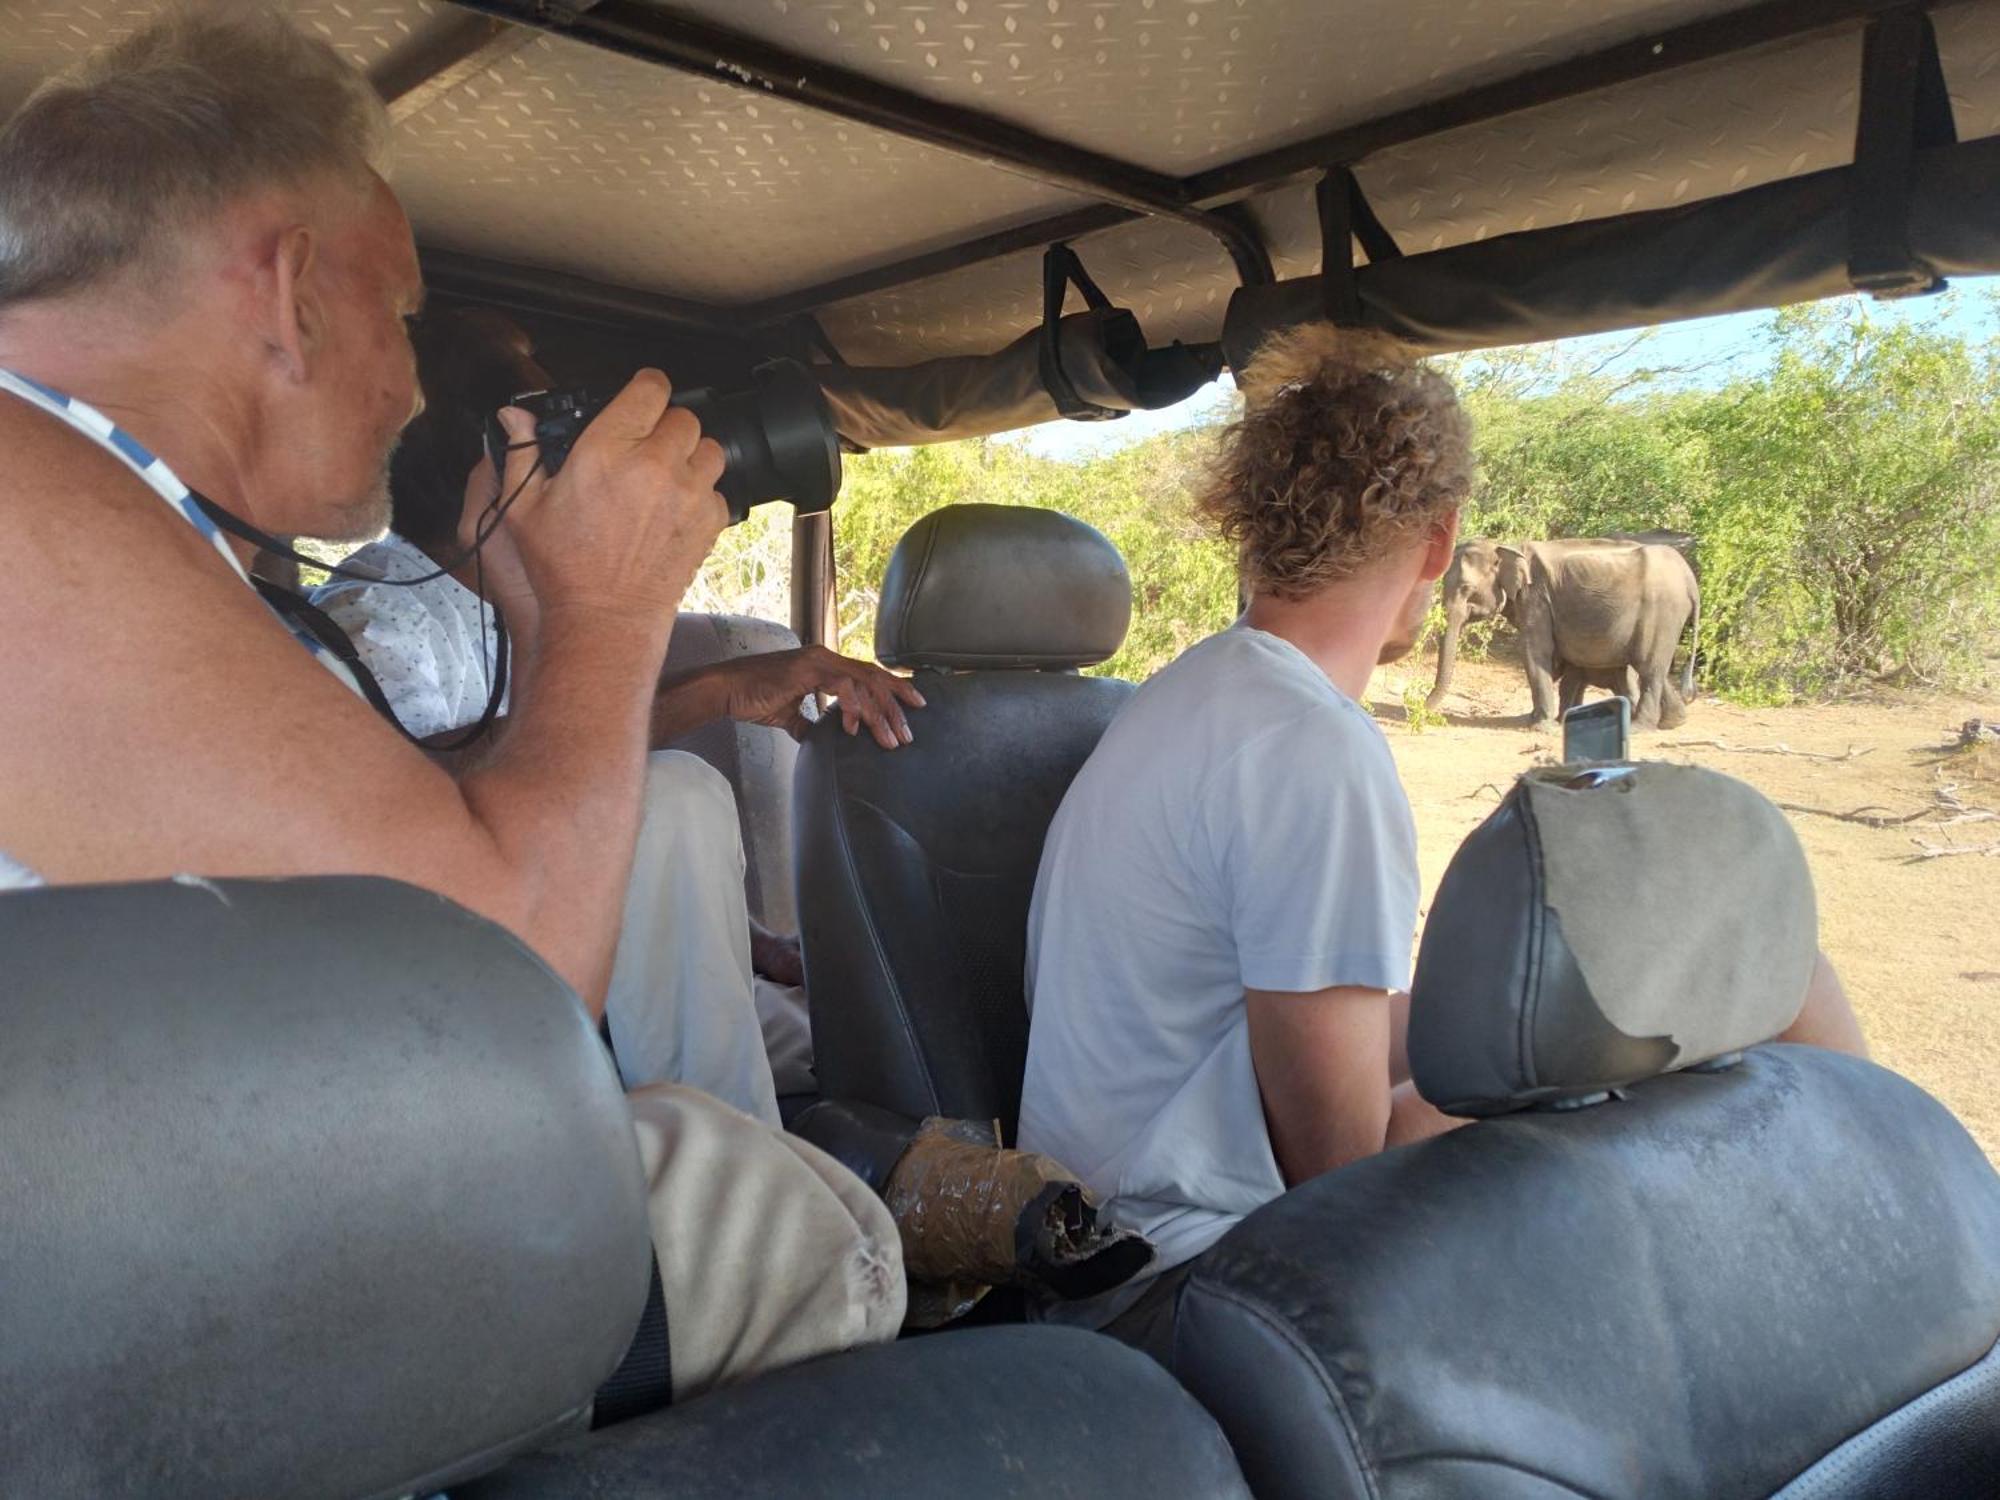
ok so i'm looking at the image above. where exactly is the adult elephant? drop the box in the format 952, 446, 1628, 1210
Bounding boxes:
1427, 535, 1699, 718
1501, 539, 1701, 731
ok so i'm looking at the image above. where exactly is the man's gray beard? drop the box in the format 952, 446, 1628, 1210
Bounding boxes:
321, 446, 396, 545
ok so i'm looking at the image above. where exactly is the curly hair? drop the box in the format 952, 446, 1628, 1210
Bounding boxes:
1198, 324, 1473, 599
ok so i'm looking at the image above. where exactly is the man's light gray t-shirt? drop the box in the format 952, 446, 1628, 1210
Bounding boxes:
1017, 623, 1418, 1323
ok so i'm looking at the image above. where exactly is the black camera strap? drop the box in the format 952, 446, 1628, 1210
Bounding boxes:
189, 468, 533, 751
191, 470, 533, 587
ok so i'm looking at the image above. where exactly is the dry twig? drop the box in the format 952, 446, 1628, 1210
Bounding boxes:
1664, 738, 1874, 762
1776, 779, 1997, 835
1906, 839, 2000, 862
1776, 802, 1927, 828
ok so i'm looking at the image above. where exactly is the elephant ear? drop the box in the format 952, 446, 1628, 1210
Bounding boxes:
1495, 543, 1533, 592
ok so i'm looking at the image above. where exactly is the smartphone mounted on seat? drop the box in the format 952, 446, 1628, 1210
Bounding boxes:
1563, 696, 1631, 764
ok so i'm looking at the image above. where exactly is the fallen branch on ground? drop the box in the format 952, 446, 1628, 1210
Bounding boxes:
1778, 781, 1998, 832
1906, 838, 2000, 861
1664, 738, 1874, 762
1776, 802, 1927, 828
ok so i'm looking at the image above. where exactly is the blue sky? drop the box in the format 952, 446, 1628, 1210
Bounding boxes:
1011, 277, 2000, 463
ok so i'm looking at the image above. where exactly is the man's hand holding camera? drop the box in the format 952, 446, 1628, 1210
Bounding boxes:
471, 368, 924, 753
496, 368, 728, 629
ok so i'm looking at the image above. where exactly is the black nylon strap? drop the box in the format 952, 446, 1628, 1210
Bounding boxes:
1850, 8, 1957, 299
1317, 166, 1401, 327
590, 1252, 673, 1428
1039, 243, 1125, 422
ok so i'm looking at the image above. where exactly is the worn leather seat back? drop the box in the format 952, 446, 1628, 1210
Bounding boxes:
661, 611, 804, 933
794, 504, 1134, 1138
0, 877, 652, 1500
1169, 768, 2000, 1499
461, 1325, 1254, 1499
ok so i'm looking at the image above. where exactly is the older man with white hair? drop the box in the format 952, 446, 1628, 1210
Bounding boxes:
0, 9, 902, 1397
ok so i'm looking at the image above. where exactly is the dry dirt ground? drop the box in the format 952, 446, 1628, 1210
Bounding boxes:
1370, 649, 2000, 1163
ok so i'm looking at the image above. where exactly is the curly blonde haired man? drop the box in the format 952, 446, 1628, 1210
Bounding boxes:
1016, 326, 1472, 1348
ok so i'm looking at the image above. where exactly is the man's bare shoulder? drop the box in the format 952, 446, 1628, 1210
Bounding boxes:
0, 386, 450, 887
0, 391, 225, 577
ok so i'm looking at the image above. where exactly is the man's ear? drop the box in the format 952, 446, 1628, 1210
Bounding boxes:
266, 225, 320, 382
1418, 507, 1463, 583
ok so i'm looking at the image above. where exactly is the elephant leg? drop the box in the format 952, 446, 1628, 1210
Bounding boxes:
1659, 680, 1689, 730
1522, 620, 1560, 732
1631, 671, 1668, 731
1557, 665, 1587, 717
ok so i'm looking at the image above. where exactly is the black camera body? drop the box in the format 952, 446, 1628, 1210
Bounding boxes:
485, 358, 841, 526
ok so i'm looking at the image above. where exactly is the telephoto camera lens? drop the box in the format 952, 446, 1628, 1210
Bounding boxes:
496, 358, 841, 525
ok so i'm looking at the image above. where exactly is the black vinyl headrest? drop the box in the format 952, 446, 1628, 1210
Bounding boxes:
1409, 763, 1818, 1116
874, 503, 1132, 671
0, 876, 651, 1499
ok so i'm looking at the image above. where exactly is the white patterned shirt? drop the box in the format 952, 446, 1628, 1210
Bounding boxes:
313, 532, 509, 739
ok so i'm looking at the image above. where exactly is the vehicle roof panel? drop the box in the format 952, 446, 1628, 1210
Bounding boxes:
389, 32, 1091, 302
2, 1, 1997, 365
656, 0, 1759, 174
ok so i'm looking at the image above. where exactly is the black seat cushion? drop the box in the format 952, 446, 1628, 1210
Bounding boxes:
1167, 1045, 2000, 1500
795, 668, 1133, 1139
0, 877, 650, 1500
459, 1324, 1252, 1500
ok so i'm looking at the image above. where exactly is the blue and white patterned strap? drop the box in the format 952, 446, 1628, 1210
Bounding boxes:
0, 368, 365, 701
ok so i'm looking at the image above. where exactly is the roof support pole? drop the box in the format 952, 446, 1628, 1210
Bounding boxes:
438, 0, 1273, 288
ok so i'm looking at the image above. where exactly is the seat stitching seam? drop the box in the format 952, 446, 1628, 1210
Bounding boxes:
826, 761, 944, 1117
894, 515, 943, 661
1181, 1278, 1383, 1500
1370, 1450, 1611, 1498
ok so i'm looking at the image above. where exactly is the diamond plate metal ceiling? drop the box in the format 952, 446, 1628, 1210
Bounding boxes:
2, 0, 1998, 364
0, 0, 466, 103
657, 0, 1760, 174
389, 30, 1089, 302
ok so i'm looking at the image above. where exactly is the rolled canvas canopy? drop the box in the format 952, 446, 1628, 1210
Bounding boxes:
819, 311, 1224, 449
1222, 135, 2000, 367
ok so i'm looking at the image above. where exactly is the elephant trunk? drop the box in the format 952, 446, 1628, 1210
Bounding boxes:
1426, 602, 1469, 710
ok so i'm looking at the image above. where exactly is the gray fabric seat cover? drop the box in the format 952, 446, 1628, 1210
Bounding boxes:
794, 504, 1134, 1138
661, 611, 804, 932
461, 1324, 1254, 1499
0, 876, 651, 1500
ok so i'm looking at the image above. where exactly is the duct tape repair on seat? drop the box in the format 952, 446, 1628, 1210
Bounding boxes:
1159, 765, 2000, 1500
0, 876, 652, 1500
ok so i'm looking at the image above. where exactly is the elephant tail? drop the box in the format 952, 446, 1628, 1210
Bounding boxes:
1683, 578, 1701, 700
